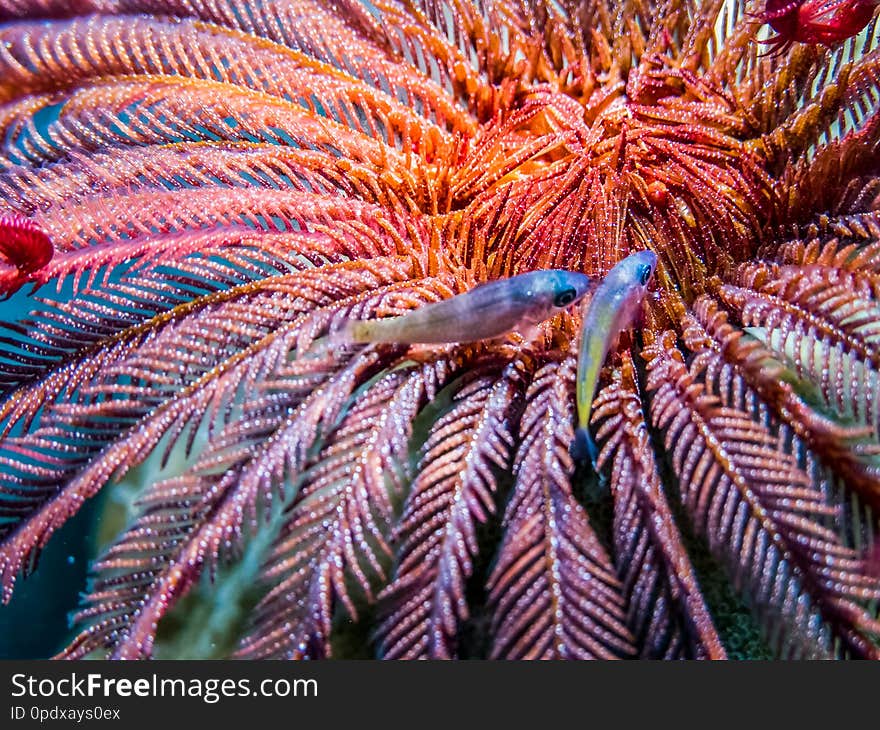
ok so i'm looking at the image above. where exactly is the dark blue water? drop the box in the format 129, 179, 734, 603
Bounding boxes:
0, 286, 102, 658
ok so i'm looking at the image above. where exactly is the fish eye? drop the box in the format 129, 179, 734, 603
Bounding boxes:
554, 287, 578, 307
638, 264, 653, 286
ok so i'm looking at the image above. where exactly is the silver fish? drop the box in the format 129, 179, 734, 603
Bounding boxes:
335, 269, 594, 345
572, 250, 658, 464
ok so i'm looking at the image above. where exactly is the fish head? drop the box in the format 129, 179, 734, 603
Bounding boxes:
536, 269, 594, 313
510, 270, 594, 328
603, 249, 658, 323
605, 249, 657, 293
629, 249, 658, 291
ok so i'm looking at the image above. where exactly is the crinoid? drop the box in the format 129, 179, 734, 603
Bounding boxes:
755, 0, 879, 56
1, 0, 880, 660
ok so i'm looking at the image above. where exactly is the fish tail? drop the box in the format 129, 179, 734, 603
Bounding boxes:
328, 319, 365, 347
570, 427, 598, 466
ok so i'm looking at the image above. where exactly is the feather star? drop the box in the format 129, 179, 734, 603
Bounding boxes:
0, 0, 879, 660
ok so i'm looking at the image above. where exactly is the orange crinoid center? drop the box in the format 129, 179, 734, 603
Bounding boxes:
426, 52, 774, 303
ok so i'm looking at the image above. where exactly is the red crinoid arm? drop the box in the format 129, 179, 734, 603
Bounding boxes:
0, 212, 53, 296
799, 0, 880, 44
752, 0, 801, 55
768, 0, 807, 20
755, 0, 880, 53
0, 212, 52, 272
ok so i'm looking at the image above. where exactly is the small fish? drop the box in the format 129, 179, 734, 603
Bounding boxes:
572, 250, 658, 465
333, 269, 594, 345
757, 0, 879, 55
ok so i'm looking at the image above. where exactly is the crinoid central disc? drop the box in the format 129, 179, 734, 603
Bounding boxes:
444, 57, 774, 298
